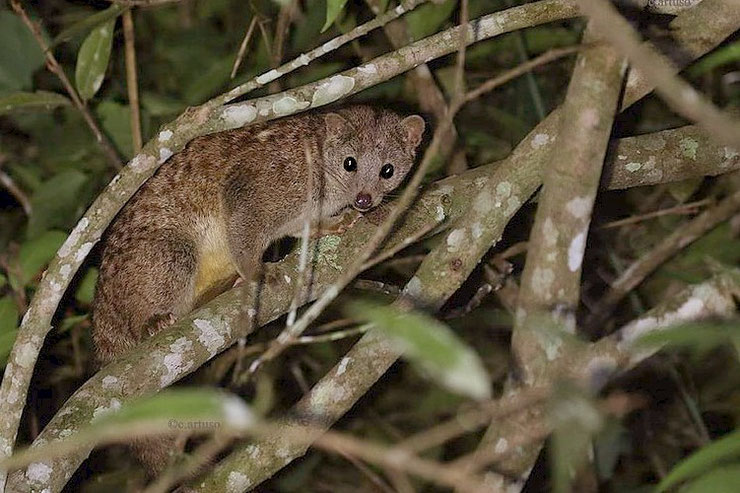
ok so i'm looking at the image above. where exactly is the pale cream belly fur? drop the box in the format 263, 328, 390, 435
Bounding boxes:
193, 216, 239, 303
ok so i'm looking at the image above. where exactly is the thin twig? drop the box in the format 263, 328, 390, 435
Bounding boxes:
399, 388, 549, 453
453, 0, 469, 100
122, 9, 143, 153
463, 44, 586, 104
10, 0, 123, 170
286, 143, 316, 328
0, 169, 32, 216
294, 324, 370, 345
361, 220, 437, 271
230, 16, 258, 79
142, 433, 232, 493
599, 199, 713, 230
312, 430, 494, 493
108, 0, 181, 6
269, 0, 297, 92
336, 449, 397, 493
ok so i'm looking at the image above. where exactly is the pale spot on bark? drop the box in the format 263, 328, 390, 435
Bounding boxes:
221, 105, 257, 126
680, 137, 699, 160
58, 218, 90, 258
446, 229, 466, 253
195, 318, 226, 358
26, 462, 53, 484
568, 230, 587, 272
256, 69, 281, 85
311, 75, 355, 107
565, 196, 591, 219
227, 471, 251, 493
158, 130, 173, 142
129, 154, 157, 174
357, 64, 377, 75
336, 356, 351, 376
531, 133, 550, 149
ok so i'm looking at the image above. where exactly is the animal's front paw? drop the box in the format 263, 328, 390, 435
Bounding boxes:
146, 312, 176, 337
310, 209, 363, 238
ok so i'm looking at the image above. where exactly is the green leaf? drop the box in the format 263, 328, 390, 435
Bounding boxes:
322, 0, 349, 32
0, 296, 19, 367
58, 314, 88, 334
688, 41, 740, 77
75, 19, 116, 101
0, 11, 45, 93
550, 385, 604, 493
635, 321, 740, 360
75, 268, 98, 305
657, 430, 740, 491
346, 300, 491, 400
53, 4, 126, 47
405, 0, 457, 41
683, 464, 740, 493
92, 389, 254, 429
0, 91, 71, 115
13, 230, 68, 289
593, 421, 630, 481
0, 296, 19, 339
4, 389, 256, 471
27, 170, 89, 238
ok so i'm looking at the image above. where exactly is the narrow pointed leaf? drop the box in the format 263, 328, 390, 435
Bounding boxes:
75, 19, 116, 100
682, 465, 740, 493
657, 430, 740, 491
0, 91, 71, 115
0, 296, 18, 367
1, 389, 255, 471
322, 0, 349, 32
346, 300, 491, 400
53, 4, 127, 47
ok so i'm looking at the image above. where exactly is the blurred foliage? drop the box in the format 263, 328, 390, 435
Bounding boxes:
0, 0, 738, 491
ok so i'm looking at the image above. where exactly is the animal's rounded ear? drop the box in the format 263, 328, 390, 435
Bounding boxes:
325, 112, 352, 137
400, 115, 425, 149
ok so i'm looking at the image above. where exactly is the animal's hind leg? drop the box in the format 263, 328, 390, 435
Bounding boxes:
92, 235, 198, 479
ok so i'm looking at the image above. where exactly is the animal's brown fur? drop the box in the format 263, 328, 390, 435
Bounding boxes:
91, 105, 425, 476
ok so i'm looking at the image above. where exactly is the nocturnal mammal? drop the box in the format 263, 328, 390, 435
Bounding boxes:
91, 105, 425, 474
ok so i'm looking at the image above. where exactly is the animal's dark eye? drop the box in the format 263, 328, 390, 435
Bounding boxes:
380, 163, 394, 179
343, 157, 357, 172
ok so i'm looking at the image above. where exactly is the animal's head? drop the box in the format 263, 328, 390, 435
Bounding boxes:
320, 106, 425, 212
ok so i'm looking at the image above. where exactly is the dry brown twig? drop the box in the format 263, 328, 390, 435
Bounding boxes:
231, 16, 259, 79
10, 0, 123, 170
122, 9, 143, 153
0, 169, 32, 216
599, 199, 713, 230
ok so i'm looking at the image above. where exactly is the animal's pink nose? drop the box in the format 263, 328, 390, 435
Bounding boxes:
354, 193, 373, 211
